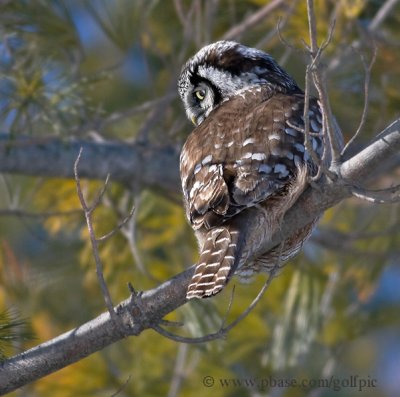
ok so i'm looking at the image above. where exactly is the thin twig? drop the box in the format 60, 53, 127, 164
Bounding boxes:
152, 268, 277, 344
220, 285, 236, 329
74, 148, 118, 322
369, 0, 400, 32
277, 17, 301, 53
306, 1, 342, 166
101, 92, 177, 128
221, 268, 277, 333
158, 319, 185, 328
110, 375, 132, 397
152, 323, 225, 344
222, 0, 285, 40
328, 0, 399, 72
121, 195, 157, 279
303, 65, 325, 181
342, 44, 378, 156
167, 344, 189, 397
173, 0, 187, 28
256, 0, 300, 50
313, 68, 341, 168
286, 72, 334, 182
350, 184, 400, 204
306, 0, 318, 55
96, 204, 135, 243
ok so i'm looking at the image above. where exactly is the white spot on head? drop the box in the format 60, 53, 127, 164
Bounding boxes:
226, 140, 234, 148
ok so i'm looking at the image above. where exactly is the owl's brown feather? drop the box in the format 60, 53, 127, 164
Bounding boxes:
181, 88, 324, 298
178, 41, 342, 299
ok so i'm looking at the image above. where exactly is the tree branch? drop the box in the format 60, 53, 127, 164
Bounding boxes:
0, 135, 180, 196
0, 119, 398, 393
340, 118, 400, 183
222, 0, 286, 40
0, 267, 192, 395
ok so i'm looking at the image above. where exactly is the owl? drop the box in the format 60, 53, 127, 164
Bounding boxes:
178, 41, 341, 299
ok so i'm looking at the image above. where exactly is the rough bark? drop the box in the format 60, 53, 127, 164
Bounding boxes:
0, 135, 180, 195
0, 119, 398, 394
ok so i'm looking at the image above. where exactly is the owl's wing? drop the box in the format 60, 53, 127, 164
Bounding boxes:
180, 90, 324, 230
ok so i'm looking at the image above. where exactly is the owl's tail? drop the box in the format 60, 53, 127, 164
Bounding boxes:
186, 166, 311, 300
186, 225, 244, 299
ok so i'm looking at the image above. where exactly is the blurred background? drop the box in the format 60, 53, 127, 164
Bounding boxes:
0, 0, 399, 396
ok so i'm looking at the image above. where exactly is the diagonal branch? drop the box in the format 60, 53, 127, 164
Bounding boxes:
0, 118, 398, 394
340, 118, 400, 183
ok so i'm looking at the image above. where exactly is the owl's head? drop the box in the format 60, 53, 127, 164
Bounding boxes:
178, 40, 300, 126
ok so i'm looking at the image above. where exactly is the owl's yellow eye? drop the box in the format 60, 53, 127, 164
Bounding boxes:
194, 89, 206, 101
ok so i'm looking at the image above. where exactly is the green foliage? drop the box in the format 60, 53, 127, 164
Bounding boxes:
0, 0, 399, 396
0, 309, 34, 361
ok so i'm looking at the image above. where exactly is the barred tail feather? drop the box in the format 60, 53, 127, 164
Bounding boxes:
186, 226, 241, 299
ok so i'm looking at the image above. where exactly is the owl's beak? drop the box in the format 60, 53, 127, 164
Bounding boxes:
191, 115, 197, 126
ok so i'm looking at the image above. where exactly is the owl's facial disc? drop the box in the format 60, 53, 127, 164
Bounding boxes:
178, 40, 300, 126
185, 80, 216, 126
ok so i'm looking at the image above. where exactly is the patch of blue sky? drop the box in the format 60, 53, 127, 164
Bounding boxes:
69, 3, 114, 50
376, 333, 400, 396
119, 45, 150, 86
370, 264, 400, 305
